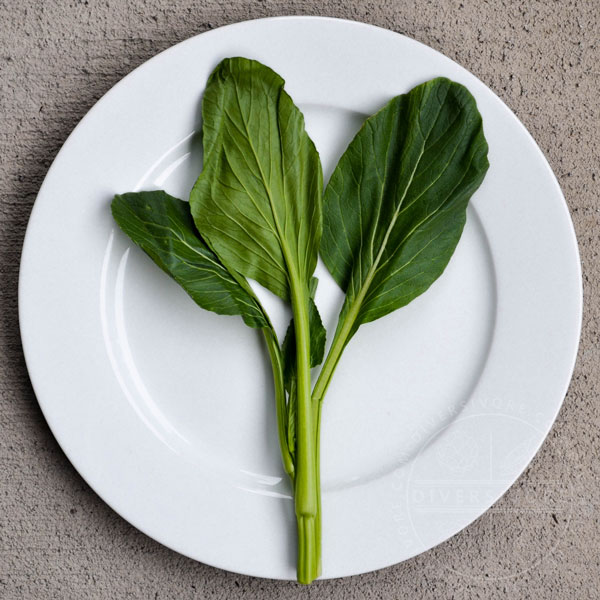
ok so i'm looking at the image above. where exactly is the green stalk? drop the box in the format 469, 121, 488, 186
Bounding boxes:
230, 268, 295, 482
262, 328, 295, 481
313, 393, 322, 575
290, 278, 320, 584
312, 266, 378, 410
306, 285, 374, 579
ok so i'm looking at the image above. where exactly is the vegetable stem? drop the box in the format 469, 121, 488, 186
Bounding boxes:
297, 515, 319, 584
312, 271, 375, 407
314, 397, 322, 574
290, 279, 321, 584
263, 328, 295, 481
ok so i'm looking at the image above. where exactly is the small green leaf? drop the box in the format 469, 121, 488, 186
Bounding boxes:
321, 77, 489, 340
281, 297, 326, 389
190, 57, 322, 301
282, 278, 326, 389
286, 378, 297, 461
111, 190, 268, 328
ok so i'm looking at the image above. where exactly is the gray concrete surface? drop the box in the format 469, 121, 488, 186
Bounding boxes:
1, 1, 598, 598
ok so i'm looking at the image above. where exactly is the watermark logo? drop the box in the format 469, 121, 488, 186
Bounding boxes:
391, 406, 572, 580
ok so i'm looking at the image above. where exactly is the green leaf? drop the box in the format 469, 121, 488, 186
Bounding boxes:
189, 57, 323, 301
112, 190, 295, 479
111, 190, 268, 328
321, 77, 489, 340
286, 378, 297, 461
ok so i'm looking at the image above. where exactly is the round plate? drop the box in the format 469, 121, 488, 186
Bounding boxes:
19, 16, 582, 579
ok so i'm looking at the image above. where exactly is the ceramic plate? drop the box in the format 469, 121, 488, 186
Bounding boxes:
19, 16, 582, 579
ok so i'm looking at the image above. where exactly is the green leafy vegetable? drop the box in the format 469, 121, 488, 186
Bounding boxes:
110, 190, 294, 479
313, 77, 489, 404
111, 60, 489, 585
190, 57, 324, 583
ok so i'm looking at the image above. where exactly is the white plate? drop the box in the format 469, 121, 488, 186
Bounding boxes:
19, 16, 582, 579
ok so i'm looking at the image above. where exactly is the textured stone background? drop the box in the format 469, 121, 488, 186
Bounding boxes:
1, 1, 598, 598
